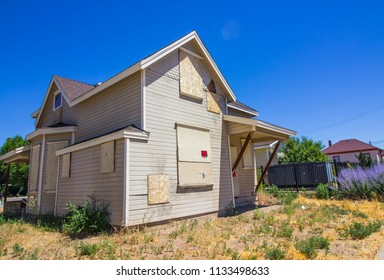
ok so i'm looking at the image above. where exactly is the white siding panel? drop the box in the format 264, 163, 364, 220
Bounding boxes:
56, 139, 125, 226
128, 63, 233, 225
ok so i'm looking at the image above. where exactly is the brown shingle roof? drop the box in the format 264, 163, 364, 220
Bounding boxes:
54, 76, 95, 102
323, 139, 383, 155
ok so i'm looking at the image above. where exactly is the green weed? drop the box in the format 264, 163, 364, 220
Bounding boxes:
295, 237, 330, 259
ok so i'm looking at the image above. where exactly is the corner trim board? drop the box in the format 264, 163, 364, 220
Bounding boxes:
123, 138, 130, 226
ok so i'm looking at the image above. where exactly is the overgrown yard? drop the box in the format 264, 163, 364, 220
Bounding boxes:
1, 196, 384, 260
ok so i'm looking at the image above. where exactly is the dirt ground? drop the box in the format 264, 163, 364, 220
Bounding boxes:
1, 196, 383, 260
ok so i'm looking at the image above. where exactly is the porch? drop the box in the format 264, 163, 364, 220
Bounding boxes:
224, 115, 296, 207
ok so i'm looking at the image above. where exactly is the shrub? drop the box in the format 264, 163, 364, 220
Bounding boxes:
316, 184, 330, 200
295, 237, 330, 259
79, 242, 99, 257
348, 221, 382, 240
265, 247, 285, 260
264, 185, 297, 205
252, 209, 265, 220
62, 195, 111, 236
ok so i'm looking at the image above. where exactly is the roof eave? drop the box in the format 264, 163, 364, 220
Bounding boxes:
227, 103, 259, 117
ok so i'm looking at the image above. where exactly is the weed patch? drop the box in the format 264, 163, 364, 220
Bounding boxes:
347, 221, 382, 240
295, 237, 330, 259
265, 247, 285, 260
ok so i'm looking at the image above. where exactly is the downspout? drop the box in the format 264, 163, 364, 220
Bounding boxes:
37, 134, 46, 213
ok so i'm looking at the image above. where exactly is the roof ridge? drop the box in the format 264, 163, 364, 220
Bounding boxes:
54, 75, 96, 87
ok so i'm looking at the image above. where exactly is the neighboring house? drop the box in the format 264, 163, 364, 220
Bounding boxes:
323, 139, 383, 163
0, 31, 295, 226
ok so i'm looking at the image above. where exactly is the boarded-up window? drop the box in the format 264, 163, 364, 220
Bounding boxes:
179, 50, 203, 100
148, 174, 170, 205
29, 145, 40, 192
176, 123, 213, 187
45, 141, 68, 191
61, 153, 71, 179
101, 141, 115, 173
241, 139, 253, 169
207, 91, 221, 114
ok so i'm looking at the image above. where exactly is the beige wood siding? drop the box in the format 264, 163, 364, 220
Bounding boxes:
69, 73, 142, 143
37, 83, 62, 128
37, 73, 141, 144
56, 139, 124, 226
127, 53, 233, 225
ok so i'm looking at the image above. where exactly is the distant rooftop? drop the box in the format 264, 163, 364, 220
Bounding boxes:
323, 139, 383, 155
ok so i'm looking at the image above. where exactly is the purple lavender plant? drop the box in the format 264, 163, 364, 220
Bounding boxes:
332, 164, 384, 200
367, 164, 384, 196
335, 166, 372, 199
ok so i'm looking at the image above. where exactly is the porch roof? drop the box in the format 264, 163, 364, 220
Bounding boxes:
223, 115, 296, 142
0, 145, 31, 164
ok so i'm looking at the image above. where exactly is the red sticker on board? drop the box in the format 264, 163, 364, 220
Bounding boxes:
201, 150, 208, 157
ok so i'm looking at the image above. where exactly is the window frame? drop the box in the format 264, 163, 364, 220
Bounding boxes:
53, 92, 62, 111
333, 156, 340, 163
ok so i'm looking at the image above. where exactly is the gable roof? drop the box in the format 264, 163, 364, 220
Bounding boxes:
34, 31, 237, 127
323, 139, 383, 155
228, 101, 259, 117
54, 76, 95, 102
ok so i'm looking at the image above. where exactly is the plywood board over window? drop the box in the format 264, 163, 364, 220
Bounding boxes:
207, 91, 221, 114
147, 174, 170, 205
101, 141, 115, 173
241, 139, 253, 169
176, 123, 213, 188
61, 153, 71, 179
29, 145, 41, 192
45, 141, 68, 191
179, 50, 204, 100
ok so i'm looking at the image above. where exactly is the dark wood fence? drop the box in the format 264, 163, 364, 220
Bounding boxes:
267, 161, 339, 188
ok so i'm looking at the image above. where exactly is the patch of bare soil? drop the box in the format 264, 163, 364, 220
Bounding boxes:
1, 197, 383, 260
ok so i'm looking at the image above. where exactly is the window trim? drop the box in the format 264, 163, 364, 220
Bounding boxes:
333, 156, 340, 163
53, 91, 62, 111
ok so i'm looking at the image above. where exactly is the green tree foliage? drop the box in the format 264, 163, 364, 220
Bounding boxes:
0, 135, 30, 196
356, 152, 373, 168
280, 136, 329, 163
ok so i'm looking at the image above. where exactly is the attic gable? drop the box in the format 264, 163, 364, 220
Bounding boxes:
34, 31, 237, 127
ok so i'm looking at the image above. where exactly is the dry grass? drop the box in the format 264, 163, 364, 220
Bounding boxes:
1, 196, 383, 260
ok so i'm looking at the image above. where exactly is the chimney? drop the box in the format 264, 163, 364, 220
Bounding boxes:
328, 140, 332, 147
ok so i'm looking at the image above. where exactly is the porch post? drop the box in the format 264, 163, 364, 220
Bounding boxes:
232, 132, 254, 172
4, 163, 10, 204
254, 140, 281, 194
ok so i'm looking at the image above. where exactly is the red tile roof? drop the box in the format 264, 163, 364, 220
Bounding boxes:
323, 139, 383, 155
54, 76, 95, 101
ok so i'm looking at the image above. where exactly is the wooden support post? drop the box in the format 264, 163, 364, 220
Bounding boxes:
254, 140, 282, 194
232, 132, 254, 172
4, 163, 10, 204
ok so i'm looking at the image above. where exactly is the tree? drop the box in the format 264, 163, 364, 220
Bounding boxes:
0, 135, 30, 196
279, 136, 329, 163
356, 152, 373, 168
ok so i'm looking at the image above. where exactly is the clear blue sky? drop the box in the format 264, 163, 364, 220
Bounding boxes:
1, 0, 384, 149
